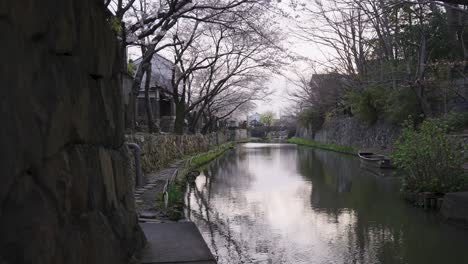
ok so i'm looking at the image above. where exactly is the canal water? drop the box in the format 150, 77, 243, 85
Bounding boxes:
185, 143, 468, 264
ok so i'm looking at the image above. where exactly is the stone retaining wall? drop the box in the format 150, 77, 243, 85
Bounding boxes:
126, 132, 227, 175
297, 117, 467, 154
0, 1, 144, 263
441, 192, 468, 228
297, 116, 400, 153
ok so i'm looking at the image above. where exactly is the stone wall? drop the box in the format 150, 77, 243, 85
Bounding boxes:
226, 129, 248, 142
297, 117, 400, 153
0, 1, 144, 264
441, 192, 468, 228
297, 116, 467, 154
235, 129, 248, 141
126, 132, 227, 174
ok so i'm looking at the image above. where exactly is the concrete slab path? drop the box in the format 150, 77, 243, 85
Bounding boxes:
134, 160, 184, 220
140, 222, 216, 264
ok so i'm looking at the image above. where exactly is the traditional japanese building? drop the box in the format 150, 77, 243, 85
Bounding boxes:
132, 54, 179, 132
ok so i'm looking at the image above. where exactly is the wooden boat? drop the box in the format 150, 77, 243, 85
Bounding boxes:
358, 151, 393, 169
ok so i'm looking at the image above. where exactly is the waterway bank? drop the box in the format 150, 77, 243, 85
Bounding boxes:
132, 144, 233, 264
187, 143, 468, 264
135, 142, 235, 222
287, 137, 468, 228
287, 137, 358, 155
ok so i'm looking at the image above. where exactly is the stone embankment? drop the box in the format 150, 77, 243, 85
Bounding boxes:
297, 116, 468, 154
125, 132, 239, 221
126, 132, 227, 175
0, 1, 145, 263
296, 117, 468, 228
441, 192, 468, 228
297, 116, 399, 153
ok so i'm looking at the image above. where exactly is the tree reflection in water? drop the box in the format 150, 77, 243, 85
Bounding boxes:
186, 143, 468, 264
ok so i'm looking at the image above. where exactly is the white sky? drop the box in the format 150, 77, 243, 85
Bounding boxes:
254, 2, 328, 117
254, 42, 323, 117
127, 1, 331, 118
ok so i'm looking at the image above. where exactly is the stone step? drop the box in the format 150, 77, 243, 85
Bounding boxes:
140, 222, 216, 264
138, 218, 163, 224
139, 211, 157, 219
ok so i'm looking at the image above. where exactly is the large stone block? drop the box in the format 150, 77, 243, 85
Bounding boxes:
51, 0, 77, 55
0, 172, 60, 264
68, 146, 92, 215
111, 147, 135, 210
441, 192, 468, 228
99, 148, 118, 209
0, 0, 144, 263
77, 211, 126, 264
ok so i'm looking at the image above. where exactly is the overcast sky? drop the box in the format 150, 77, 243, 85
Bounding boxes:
254, 42, 321, 117
254, 2, 328, 117
128, 1, 330, 119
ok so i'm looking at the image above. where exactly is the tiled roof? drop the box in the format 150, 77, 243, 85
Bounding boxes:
133, 54, 180, 92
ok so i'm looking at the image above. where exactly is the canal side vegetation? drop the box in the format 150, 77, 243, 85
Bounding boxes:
155, 142, 235, 220
287, 137, 357, 155
287, 1, 468, 199
290, 114, 468, 196
189, 143, 235, 169
393, 119, 468, 194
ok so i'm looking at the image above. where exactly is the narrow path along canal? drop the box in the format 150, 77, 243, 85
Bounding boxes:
185, 143, 468, 264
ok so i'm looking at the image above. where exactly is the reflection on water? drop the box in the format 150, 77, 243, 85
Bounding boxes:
185, 143, 468, 264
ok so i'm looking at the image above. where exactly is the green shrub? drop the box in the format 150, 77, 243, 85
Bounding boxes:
385, 86, 423, 124
297, 108, 324, 132
287, 137, 357, 154
190, 143, 233, 169
438, 111, 468, 133
347, 85, 424, 125
167, 183, 183, 206
324, 111, 334, 124
108, 16, 122, 34
127, 60, 136, 76
393, 119, 466, 193
347, 85, 386, 124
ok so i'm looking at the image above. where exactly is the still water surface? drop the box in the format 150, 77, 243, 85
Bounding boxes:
185, 143, 468, 264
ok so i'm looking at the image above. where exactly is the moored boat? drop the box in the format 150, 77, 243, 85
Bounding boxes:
358, 151, 394, 169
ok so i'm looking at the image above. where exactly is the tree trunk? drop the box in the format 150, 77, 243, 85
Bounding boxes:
120, 21, 128, 73
144, 65, 158, 133
174, 102, 186, 134
187, 111, 199, 134
129, 43, 157, 130
129, 90, 138, 130
202, 116, 216, 134
415, 34, 432, 116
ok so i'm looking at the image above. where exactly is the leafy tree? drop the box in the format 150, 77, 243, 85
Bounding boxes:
393, 119, 466, 193
291, 0, 468, 123
260, 111, 275, 127
127, 60, 135, 76
296, 108, 324, 133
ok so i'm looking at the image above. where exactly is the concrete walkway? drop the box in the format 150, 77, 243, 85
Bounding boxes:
140, 222, 216, 264
134, 161, 217, 263
134, 161, 184, 221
